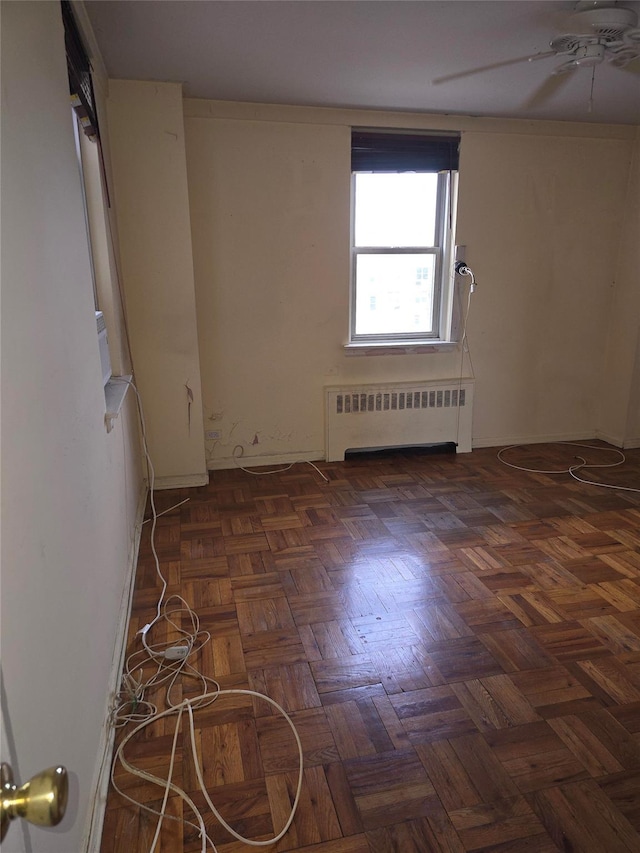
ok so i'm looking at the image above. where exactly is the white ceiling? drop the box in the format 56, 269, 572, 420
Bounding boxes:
85, 0, 640, 125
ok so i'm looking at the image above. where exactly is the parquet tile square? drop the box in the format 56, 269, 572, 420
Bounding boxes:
485, 722, 589, 793
365, 812, 465, 852
248, 663, 321, 714
343, 749, 437, 830
454, 597, 523, 632
390, 684, 477, 744
450, 675, 541, 731
448, 797, 548, 852
528, 779, 640, 852
426, 635, 506, 682
574, 655, 640, 704
609, 698, 640, 732
564, 555, 627, 583
509, 665, 595, 717
530, 620, 611, 661
476, 628, 555, 673
598, 770, 640, 832
102, 444, 640, 852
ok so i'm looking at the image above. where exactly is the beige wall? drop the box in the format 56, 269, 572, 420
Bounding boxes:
599, 129, 640, 447
107, 80, 208, 486
456, 130, 632, 446
1, 3, 144, 850
186, 118, 353, 465
183, 100, 635, 467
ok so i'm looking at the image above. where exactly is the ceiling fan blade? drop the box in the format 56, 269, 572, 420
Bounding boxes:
432, 51, 556, 85
523, 68, 575, 109
619, 56, 640, 73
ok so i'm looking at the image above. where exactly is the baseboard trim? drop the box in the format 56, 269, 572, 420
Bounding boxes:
82, 483, 147, 853
154, 472, 209, 490
595, 430, 624, 448
594, 430, 640, 450
208, 451, 325, 471
472, 432, 597, 450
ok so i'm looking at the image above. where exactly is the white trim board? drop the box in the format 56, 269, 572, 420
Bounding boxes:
472, 432, 599, 450
154, 472, 209, 490
82, 483, 147, 853
207, 450, 325, 472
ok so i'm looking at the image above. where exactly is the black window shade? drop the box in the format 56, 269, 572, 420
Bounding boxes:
61, 0, 99, 140
352, 130, 459, 172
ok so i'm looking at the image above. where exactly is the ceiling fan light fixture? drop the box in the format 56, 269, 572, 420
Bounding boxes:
568, 4, 638, 38
572, 42, 607, 65
431, 0, 638, 108
553, 60, 580, 74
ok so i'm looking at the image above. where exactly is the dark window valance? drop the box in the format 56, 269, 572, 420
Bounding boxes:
61, 0, 99, 140
351, 129, 460, 172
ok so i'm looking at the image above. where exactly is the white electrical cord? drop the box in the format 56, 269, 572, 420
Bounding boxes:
454, 264, 476, 448
497, 441, 640, 493
112, 594, 219, 727
109, 377, 304, 851
232, 444, 329, 483
111, 689, 304, 853
110, 378, 166, 651
142, 497, 190, 524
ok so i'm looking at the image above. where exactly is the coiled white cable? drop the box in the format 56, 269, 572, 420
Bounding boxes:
111, 688, 304, 853
109, 377, 304, 851
497, 441, 640, 493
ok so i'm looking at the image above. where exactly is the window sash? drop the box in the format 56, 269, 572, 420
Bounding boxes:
350, 170, 452, 344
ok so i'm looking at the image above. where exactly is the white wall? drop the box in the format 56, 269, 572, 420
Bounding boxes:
183, 100, 635, 466
456, 130, 632, 446
599, 129, 640, 447
107, 80, 208, 487
1, 3, 144, 850
186, 117, 353, 465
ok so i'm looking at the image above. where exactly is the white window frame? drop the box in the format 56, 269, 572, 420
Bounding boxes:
72, 111, 100, 309
349, 168, 458, 347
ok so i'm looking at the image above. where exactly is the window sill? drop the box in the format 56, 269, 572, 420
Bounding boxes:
344, 341, 458, 357
104, 375, 132, 433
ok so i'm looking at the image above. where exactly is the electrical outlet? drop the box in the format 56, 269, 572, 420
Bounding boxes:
205, 430, 220, 440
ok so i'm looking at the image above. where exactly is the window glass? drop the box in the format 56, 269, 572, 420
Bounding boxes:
354, 173, 438, 247
354, 253, 436, 336
350, 130, 459, 346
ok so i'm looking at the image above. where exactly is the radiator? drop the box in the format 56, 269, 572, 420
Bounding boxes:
325, 379, 474, 462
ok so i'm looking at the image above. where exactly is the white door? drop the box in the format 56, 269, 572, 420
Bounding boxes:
2, 3, 139, 851
1, 691, 27, 853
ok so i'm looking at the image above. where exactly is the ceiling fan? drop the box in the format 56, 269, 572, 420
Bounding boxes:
433, 1, 640, 109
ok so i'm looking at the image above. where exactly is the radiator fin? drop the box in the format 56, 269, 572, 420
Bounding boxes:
325, 380, 474, 462
335, 387, 465, 415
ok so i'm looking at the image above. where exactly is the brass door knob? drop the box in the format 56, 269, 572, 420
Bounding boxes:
0, 762, 68, 842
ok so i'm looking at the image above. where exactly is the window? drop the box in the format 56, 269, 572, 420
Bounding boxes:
62, 0, 130, 412
350, 130, 460, 346
63, 0, 103, 314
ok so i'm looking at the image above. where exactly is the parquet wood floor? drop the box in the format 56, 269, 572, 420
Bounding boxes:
101, 443, 640, 852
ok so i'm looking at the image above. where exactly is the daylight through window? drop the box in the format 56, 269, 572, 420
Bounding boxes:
350, 130, 460, 345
